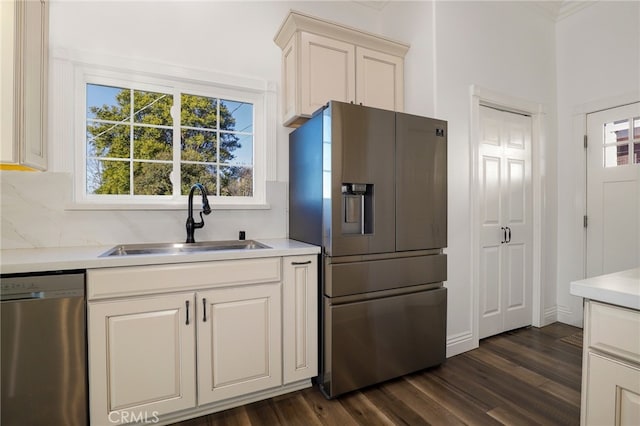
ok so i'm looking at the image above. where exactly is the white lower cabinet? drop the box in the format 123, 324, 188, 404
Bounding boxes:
197, 283, 282, 405
282, 255, 318, 384
87, 255, 317, 425
581, 300, 640, 425
88, 293, 197, 424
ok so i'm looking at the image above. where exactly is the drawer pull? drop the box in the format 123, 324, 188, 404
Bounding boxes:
185, 300, 190, 325
202, 298, 207, 322
291, 260, 312, 265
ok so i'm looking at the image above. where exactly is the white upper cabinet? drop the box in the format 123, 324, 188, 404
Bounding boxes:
274, 11, 409, 127
0, 0, 48, 170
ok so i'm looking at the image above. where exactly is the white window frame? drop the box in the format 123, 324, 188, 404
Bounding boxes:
73, 61, 269, 209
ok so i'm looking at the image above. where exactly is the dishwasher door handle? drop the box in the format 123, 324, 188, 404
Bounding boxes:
1, 292, 45, 301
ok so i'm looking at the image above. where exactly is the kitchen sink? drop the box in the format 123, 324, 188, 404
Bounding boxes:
99, 240, 271, 257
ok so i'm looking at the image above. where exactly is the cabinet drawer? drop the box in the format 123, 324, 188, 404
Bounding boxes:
88, 257, 281, 300
587, 300, 640, 364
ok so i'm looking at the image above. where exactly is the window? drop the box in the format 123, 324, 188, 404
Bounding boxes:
77, 67, 267, 208
603, 116, 640, 167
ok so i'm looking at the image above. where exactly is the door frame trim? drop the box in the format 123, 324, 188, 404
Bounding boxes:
469, 85, 546, 349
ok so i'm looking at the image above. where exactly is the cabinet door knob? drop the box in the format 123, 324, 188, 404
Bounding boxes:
202, 298, 207, 322
185, 300, 190, 325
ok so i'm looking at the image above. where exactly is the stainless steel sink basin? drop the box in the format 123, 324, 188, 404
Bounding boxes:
99, 240, 270, 257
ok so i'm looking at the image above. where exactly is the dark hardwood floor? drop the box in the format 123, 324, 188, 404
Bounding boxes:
173, 323, 583, 426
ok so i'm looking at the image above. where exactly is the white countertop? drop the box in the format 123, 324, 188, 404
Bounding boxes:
570, 267, 640, 310
0, 239, 320, 274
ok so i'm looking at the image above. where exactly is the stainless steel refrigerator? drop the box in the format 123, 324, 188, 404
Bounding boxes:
289, 101, 448, 398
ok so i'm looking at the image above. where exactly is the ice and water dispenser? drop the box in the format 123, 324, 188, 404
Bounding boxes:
341, 183, 373, 235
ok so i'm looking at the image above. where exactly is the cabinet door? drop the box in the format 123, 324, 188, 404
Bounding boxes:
1, 0, 48, 169
300, 32, 355, 117
88, 293, 196, 425
584, 352, 640, 425
355, 46, 403, 112
197, 283, 281, 405
20, 0, 48, 169
282, 255, 318, 384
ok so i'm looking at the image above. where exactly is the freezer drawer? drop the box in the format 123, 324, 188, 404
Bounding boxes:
325, 254, 446, 297
321, 286, 447, 398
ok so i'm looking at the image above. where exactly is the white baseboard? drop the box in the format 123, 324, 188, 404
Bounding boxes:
446, 331, 477, 358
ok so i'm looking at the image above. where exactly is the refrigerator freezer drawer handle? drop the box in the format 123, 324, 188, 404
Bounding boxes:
361, 194, 365, 235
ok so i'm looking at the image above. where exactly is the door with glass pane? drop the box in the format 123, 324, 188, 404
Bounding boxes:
586, 102, 640, 277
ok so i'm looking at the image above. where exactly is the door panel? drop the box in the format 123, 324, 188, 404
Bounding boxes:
586, 102, 640, 277
506, 243, 526, 309
481, 156, 501, 224
395, 113, 447, 251
478, 105, 532, 339
480, 245, 501, 337
300, 32, 355, 116
355, 46, 404, 112
88, 293, 196, 422
197, 283, 281, 405
327, 102, 395, 256
507, 159, 525, 223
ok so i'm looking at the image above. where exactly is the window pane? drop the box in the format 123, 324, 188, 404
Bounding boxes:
220, 100, 253, 133
181, 129, 217, 162
182, 94, 217, 129
133, 90, 172, 126
181, 164, 217, 196
604, 119, 629, 144
220, 166, 253, 197
133, 162, 172, 195
617, 144, 629, 165
134, 126, 172, 160
87, 84, 130, 121
604, 145, 617, 167
87, 123, 130, 158
221, 132, 252, 166
634, 142, 640, 164
634, 117, 640, 140
87, 160, 130, 194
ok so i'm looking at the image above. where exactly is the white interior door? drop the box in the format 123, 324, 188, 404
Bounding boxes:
586, 102, 640, 277
478, 105, 533, 339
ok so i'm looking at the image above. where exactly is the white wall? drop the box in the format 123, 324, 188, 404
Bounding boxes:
1, 1, 385, 249
8, 0, 622, 358
433, 1, 558, 355
555, 1, 640, 326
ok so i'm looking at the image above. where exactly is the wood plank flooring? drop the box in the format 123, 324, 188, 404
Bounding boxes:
172, 322, 583, 426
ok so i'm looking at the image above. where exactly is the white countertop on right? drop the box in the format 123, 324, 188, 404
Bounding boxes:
570, 267, 640, 310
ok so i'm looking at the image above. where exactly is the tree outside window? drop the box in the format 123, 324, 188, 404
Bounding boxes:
86, 84, 254, 198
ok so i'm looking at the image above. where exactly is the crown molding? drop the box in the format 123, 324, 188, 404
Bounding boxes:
529, 1, 598, 22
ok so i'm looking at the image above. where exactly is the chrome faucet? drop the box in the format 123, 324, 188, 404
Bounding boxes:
186, 183, 212, 243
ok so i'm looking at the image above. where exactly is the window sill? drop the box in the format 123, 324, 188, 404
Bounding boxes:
64, 202, 271, 211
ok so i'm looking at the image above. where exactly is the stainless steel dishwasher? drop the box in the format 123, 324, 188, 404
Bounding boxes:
1, 270, 88, 426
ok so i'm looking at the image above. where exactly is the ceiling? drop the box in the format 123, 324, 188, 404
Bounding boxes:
353, 1, 597, 21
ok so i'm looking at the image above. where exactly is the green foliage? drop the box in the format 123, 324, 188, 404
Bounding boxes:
87, 87, 251, 197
